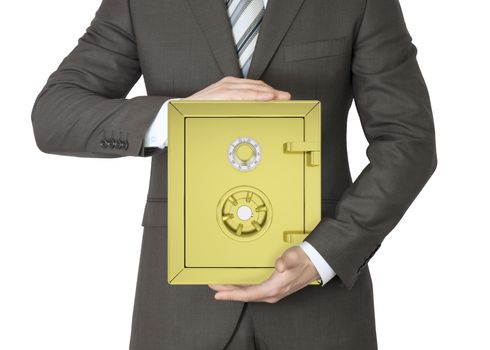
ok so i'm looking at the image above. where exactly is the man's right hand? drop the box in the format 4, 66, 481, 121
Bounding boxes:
185, 76, 291, 101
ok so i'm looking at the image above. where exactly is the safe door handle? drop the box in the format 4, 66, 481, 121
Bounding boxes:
284, 141, 320, 166
283, 230, 311, 244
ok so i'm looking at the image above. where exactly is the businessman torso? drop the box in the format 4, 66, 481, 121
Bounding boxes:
137, 0, 374, 348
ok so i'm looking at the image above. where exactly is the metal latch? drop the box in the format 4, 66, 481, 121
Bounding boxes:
284, 141, 320, 166
283, 230, 311, 244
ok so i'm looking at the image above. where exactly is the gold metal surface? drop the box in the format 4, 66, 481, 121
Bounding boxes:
167, 100, 321, 285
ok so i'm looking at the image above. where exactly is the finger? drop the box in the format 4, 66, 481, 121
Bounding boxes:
273, 91, 291, 100
215, 285, 267, 302
282, 247, 304, 269
221, 82, 284, 95
219, 77, 291, 98
235, 79, 289, 97
215, 274, 281, 302
227, 89, 277, 101
218, 83, 290, 99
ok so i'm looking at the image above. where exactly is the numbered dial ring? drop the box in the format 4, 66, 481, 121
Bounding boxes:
228, 137, 261, 171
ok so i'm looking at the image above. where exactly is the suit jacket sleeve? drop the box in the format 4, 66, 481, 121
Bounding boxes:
31, 0, 172, 158
303, 0, 438, 290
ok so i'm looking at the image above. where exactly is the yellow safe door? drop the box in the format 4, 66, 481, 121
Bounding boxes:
167, 100, 321, 285
185, 117, 304, 267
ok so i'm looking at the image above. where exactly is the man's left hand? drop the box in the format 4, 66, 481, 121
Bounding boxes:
208, 246, 321, 303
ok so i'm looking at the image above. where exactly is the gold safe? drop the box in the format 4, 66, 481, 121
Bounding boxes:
167, 100, 321, 285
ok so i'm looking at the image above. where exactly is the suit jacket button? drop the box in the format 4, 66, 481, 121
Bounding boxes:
115, 140, 123, 149
108, 138, 116, 149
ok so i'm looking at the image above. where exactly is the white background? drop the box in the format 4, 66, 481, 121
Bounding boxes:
1, 0, 489, 349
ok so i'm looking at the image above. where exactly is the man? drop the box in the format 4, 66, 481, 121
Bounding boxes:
31, 0, 437, 349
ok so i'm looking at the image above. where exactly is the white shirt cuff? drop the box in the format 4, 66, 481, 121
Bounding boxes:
143, 98, 183, 149
299, 240, 336, 286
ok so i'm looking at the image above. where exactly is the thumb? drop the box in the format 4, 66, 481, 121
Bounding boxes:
275, 256, 287, 273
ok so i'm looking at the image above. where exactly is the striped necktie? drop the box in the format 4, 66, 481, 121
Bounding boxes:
225, 0, 265, 78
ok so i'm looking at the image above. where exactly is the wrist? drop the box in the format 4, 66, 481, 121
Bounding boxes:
299, 247, 321, 281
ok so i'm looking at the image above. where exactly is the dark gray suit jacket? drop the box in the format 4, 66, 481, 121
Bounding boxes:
31, 0, 437, 349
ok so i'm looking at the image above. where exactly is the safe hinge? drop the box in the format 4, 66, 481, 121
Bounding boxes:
284, 141, 320, 166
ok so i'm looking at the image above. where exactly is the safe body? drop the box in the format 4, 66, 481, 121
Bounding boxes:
167, 100, 322, 285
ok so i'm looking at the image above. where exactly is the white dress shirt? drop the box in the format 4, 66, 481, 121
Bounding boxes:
142, 0, 337, 286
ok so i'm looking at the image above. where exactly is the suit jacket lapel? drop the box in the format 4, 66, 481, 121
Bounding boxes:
184, 0, 243, 78
247, 0, 306, 80
184, 0, 306, 80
